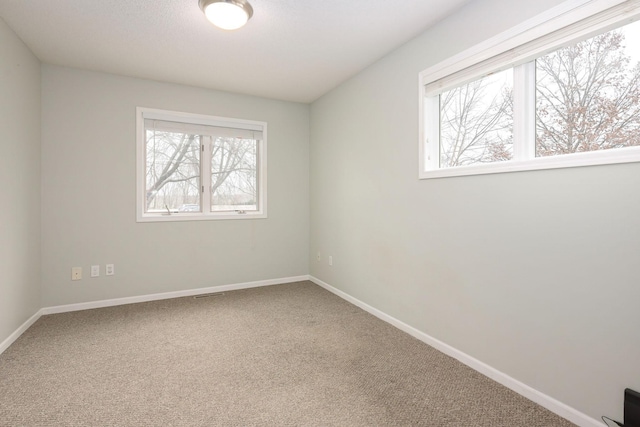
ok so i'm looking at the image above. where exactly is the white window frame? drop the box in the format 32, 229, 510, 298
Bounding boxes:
419, 0, 640, 179
136, 107, 267, 222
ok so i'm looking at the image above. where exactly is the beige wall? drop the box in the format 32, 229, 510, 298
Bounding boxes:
0, 18, 41, 344
310, 0, 640, 422
41, 65, 309, 307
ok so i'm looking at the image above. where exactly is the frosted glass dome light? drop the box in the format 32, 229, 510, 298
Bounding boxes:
199, 0, 253, 31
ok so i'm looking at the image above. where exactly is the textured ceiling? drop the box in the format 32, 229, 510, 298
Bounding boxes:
0, 0, 471, 103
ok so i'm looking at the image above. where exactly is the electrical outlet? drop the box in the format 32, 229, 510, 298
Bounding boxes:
106, 264, 115, 276
91, 265, 100, 278
71, 267, 82, 281
329, 256, 333, 266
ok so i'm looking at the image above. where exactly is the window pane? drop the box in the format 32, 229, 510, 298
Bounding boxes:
145, 130, 201, 213
536, 21, 640, 157
211, 138, 257, 212
440, 69, 514, 168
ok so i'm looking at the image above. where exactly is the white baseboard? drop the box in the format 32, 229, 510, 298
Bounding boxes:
309, 275, 601, 427
41, 275, 310, 315
1, 275, 310, 357
0, 274, 601, 427
0, 309, 43, 355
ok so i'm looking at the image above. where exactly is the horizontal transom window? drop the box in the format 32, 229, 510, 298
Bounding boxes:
136, 108, 267, 222
419, 0, 640, 179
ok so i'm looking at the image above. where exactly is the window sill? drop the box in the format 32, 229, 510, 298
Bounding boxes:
137, 212, 267, 222
419, 146, 640, 180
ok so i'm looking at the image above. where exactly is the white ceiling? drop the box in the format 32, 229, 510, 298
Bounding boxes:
0, 0, 471, 103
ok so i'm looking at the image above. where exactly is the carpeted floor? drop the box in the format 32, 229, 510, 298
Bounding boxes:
0, 281, 575, 426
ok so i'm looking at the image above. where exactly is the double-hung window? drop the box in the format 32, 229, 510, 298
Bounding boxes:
419, 0, 640, 179
136, 107, 267, 221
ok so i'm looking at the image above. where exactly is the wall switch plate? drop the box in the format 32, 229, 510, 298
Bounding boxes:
71, 267, 82, 281
91, 265, 100, 277
105, 264, 114, 276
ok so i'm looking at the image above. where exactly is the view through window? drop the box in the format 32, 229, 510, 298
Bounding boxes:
137, 109, 266, 221
422, 7, 640, 178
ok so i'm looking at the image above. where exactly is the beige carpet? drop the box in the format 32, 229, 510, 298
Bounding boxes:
0, 281, 575, 426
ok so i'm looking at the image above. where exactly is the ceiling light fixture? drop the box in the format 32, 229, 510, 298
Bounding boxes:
199, 0, 254, 31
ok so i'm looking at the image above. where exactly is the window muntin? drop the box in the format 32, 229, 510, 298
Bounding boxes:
419, 1, 640, 179
137, 108, 267, 222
